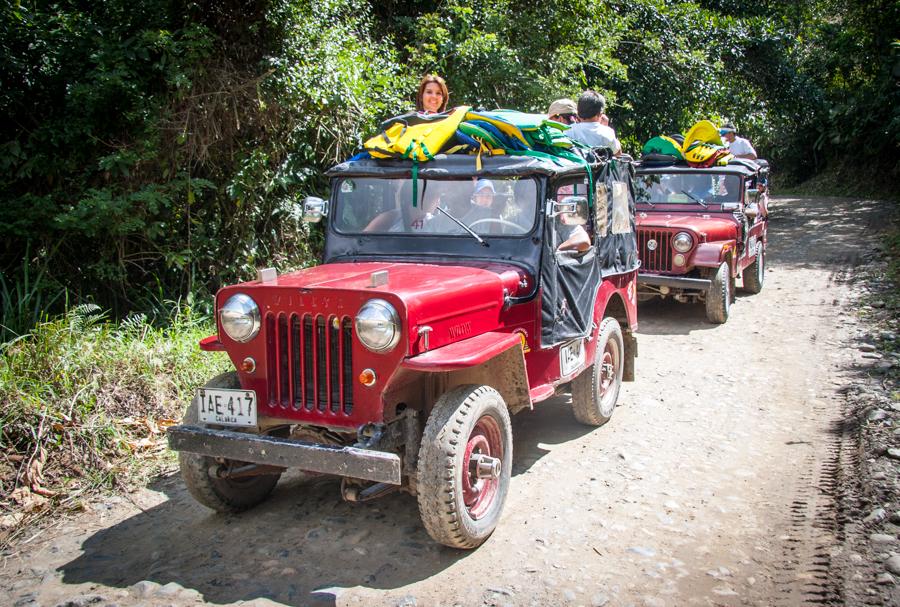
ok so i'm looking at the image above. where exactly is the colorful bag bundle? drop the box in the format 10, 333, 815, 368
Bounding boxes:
362, 106, 604, 206
363, 107, 585, 163
640, 120, 734, 168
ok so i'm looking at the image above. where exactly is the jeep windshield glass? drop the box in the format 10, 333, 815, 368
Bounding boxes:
634, 174, 742, 205
332, 177, 538, 236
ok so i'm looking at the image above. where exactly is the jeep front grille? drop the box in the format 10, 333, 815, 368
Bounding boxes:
637, 229, 675, 273
265, 313, 353, 415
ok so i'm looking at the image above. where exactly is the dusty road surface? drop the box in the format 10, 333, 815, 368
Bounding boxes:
1, 195, 889, 607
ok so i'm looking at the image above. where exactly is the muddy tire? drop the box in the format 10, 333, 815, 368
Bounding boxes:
178, 371, 281, 513
571, 318, 624, 426
705, 261, 732, 324
741, 243, 765, 294
416, 385, 512, 549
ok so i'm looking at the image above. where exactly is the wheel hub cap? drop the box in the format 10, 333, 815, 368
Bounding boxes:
461, 415, 503, 519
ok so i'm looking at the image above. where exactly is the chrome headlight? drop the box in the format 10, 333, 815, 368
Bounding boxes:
672, 232, 694, 253
219, 293, 261, 343
356, 299, 401, 352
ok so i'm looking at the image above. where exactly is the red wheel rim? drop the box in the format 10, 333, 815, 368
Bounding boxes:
461, 415, 503, 520
597, 337, 620, 415
598, 348, 615, 397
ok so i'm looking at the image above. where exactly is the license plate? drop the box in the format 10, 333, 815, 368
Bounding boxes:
560, 339, 586, 377
196, 388, 258, 427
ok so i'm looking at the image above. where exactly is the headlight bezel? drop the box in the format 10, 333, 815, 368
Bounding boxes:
355, 299, 401, 353
219, 293, 261, 343
672, 231, 694, 253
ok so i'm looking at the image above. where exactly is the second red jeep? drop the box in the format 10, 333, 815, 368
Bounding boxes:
633, 160, 770, 323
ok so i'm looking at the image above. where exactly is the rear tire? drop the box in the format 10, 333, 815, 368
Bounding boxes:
705, 261, 732, 324
178, 372, 281, 513
571, 318, 624, 426
741, 243, 765, 294
416, 385, 512, 549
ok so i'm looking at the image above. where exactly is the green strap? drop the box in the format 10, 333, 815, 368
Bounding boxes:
412, 157, 418, 207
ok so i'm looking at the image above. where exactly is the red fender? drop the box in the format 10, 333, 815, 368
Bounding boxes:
693, 241, 735, 268
401, 331, 522, 371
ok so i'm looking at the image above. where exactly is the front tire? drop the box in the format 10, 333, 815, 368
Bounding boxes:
178, 372, 281, 513
705, 261, 732, 324
741, 243, 765, 294
571, 318, 624, 426
416, 385, 512, 549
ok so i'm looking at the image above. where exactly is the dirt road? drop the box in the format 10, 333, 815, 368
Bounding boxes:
1, 195, 889, 607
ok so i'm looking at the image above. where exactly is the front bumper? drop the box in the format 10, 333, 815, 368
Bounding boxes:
638, 274, 711, 291
168, 425, 402, 484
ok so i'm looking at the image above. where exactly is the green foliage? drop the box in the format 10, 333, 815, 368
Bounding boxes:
0, 0, 897, 328
0, 302, 227, 544
0, 0, 407, 317
399, 0, 627, 111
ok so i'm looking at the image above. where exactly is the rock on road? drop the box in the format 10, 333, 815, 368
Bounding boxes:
0, 195, 888, 607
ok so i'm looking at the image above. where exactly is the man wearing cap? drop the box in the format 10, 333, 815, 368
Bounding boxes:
547, 98, 579, 126
720, 122, 757, 160
565, 90, 622, 155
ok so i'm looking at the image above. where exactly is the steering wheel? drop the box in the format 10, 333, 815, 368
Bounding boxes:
468, 217, 523, 233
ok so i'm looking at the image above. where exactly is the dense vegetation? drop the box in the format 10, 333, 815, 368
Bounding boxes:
1, 0, 897, 330
0, 0, 897, 543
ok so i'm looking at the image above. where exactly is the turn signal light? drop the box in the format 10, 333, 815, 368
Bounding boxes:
673, 254, 686, 266
359, 368, 377, 387
240, 357, 256, 373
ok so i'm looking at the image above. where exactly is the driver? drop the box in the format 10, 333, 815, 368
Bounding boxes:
461, 179, 497, 225
663, 174, 710, 202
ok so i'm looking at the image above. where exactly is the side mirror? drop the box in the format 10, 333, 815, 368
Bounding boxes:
303, 196, 328, 223
551, 196, 589, 225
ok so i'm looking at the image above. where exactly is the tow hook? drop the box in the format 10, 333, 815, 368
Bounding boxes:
356, 422, 385, 448
470, 453, 501, 480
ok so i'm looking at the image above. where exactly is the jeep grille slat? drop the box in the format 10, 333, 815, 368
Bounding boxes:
637, 228, 675, 273
266, 312, 353, 416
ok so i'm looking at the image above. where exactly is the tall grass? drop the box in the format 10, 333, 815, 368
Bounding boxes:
0, 302, 228, 547
0, 250, 65, 344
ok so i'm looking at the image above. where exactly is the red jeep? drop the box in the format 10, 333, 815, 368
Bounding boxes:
168, 153, 639, 548
633, 160, 769, 323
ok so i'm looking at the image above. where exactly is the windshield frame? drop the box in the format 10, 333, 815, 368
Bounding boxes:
330, 176, 541, 239
634, 170, 746, 210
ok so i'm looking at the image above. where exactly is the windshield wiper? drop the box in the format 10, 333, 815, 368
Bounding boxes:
681, 190, 708, 208
436, 207, 489, 247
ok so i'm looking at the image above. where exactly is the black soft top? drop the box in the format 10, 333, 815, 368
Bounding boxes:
327, 153, 598, 180
635, 158, 768, 178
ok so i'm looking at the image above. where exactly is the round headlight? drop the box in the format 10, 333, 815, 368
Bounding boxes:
219, 294, 260, 343
672, 232, 694, 253
356, 299, 401, 352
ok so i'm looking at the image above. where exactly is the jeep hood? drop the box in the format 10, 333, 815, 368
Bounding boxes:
636, 213, 738, 241
219, 261, 530, 354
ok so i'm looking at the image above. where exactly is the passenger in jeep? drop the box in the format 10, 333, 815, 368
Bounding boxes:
416, 74, 449, 114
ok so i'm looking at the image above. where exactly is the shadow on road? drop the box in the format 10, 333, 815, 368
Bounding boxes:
766, 197, 886, 269
59, 399, 595, 606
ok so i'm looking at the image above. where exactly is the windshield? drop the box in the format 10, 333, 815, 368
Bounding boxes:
634, 173, 742, 205
332, 177, 538, 236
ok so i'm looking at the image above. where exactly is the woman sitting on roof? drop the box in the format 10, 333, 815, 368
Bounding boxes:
416, 74, 449, 114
